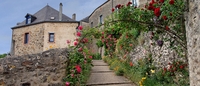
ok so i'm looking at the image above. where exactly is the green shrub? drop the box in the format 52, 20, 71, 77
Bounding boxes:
92, 53, 102, 60
0, 53, 6, 58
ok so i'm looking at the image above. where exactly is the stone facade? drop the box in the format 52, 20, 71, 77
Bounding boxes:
88, 0, 130, 28
11, 22, 78, 56
185, 0, 200, 86
12, 23, 45, 56
0, 48, 69, 86
10, 4, 79, 56
43, 22, 78, 51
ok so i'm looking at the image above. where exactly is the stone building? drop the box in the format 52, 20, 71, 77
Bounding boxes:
80, 0, 148, 53
10, 3, 79, 56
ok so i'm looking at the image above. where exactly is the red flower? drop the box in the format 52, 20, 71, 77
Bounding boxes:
78, 47, 83, 52
152, 0, 155, 3
112, 8, 115, 12
149, 0, 155, 6
75, 38, 79, 41
127, 1, 132, 6
154, 7, 161, 17
75, 65, 82, 73
76, 32, 81, 37
126, 35, 129, 38
78, 26, 83, 30
89, 56, 93, 59
162, 15, 167, 20
66, 40, 71, 44
74, 41, 78, 46
169, 65, 173, 69
169, 0, 174, 5
160, 0, 164, 3
130, 62, 133, 67
148, 6, 155, 10
165, 26, 170, 31
101, 36, 104, 39
164, 67, 167, 71
82, 38, 88, 43
116, 4, 122, 9
66, 82, 70, 86
180, 65, 184, 69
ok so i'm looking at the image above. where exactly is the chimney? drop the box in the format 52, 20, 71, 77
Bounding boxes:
72, 13, 76, 20
59, 3, 63, 21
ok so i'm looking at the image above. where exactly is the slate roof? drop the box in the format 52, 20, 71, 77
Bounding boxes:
12, 5, 78, 29
80, 16, 89, 23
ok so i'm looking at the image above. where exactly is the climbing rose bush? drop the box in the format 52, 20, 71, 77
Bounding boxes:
94, 0, 188, 85
63, 25, 94, 86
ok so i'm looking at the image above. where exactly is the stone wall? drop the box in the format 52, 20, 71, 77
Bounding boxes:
12, 23, 45, 56
0, 48, 69, 86
185, 0, 200, 86
43, 22, 78, 51
129, 32, 183, 67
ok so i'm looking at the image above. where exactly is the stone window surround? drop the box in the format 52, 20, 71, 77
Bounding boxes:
24, 32, 30, 44
48, 32, 55, 43
99, 15, 103, 25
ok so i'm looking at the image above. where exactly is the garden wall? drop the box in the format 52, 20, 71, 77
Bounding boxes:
185, 0, 200, 86
129, 32, 183, 67
0, 48, 69, 86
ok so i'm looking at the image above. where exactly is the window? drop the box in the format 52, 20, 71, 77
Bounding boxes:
24, 33, 29, 44
49, 33, 55, 42
91, 22, 93, 28
26, 15, 31, 24
99, 15, 103, 24
27, 18, 31, 24
132, 0, 138, 7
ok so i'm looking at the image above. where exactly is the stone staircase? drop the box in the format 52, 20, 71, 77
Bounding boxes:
86, 60, 135, 86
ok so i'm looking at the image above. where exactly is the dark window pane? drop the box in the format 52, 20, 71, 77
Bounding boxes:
91, 22, 93, 28
100, 15, 103, 24
24, 33, 29, 44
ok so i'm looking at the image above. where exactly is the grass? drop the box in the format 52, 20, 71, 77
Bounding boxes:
103, 56, 189, 86
103, 56, 142, 85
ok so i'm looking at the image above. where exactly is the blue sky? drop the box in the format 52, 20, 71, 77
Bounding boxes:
0, 0, 107, 54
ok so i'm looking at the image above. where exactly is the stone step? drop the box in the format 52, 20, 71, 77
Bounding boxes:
91, 66, 112, 73
87, 83, 134, 86
86, 72, 132, 86
92, 60, 108, 66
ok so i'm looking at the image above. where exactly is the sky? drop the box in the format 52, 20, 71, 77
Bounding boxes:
0, 0, 107, 54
